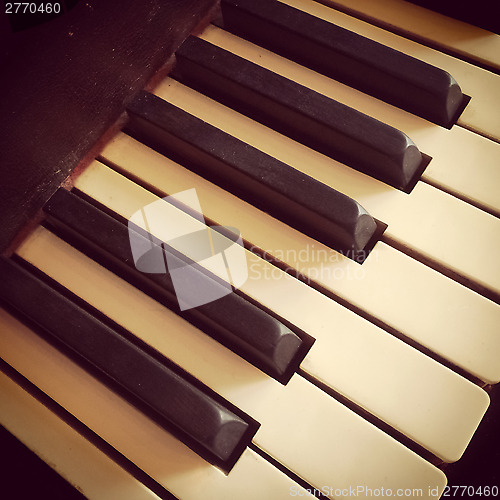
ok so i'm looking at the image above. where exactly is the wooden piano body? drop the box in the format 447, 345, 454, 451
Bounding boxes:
1, 0, 499, 498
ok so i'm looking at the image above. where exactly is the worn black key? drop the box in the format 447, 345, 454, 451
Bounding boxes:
0, 256, 257, 471
44, 188, 307, 382
172, 36, 425, 191
217, 0, 467, 128
126, 91, 379, 256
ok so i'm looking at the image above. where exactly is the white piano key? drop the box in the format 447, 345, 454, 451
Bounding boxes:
22, 204, 491, 465
316, 0, 500, 71
0, 350, 162, 500
12, 226, 447, 496
195, 26, 500, 217
276, 0, 500, 141
18, 220, 491, 463
0, 308, 316, 500
152, 78, 500, 300
414, 125, 500, 217
19, 220, 491, 465
98, 136, 500, 385
18, 222, 491, 465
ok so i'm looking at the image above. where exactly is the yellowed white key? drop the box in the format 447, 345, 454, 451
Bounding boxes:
12, 227, 447, 496
0, 308, 317, 500
151, 79, 500, 300
36, 162, 492, 464
18, 219, 491, 464
192, 28, 500, 217
77, 156, 500, 384
98, 137, 500, 385
197, 25, 500, 216
276, 0, 500, 141
0, 352, 162, 500
316, 0, 500, 71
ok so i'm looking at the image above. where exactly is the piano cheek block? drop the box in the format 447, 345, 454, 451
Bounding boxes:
125, 92, 379, 256
172, 36, 425, 191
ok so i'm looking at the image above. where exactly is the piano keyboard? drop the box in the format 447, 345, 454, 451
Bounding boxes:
1, 0, 499, 498
315, 0, 500, 70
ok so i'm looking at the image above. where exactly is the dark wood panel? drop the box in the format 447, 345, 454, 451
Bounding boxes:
0, 0, 217, 253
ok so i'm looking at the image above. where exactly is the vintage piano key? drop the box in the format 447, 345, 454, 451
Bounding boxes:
2, 2, 497, 492
0, 309, 316, 500
43, 188, 305, 381
94, 134, 493, 462
275, 0, 500, 142
18, 225, 491, 464
126, 91, 378, 255
317, 0, 500, 71
11, 229, 447, 495
0, 258, 254, 470
0, 361, 163, 500
172, 36, 425, 191
153, 79, 500, 302
64, 156, 493, 460
196, 27, 500, 217
218, 0, 466, 128
98, 134, 500, 385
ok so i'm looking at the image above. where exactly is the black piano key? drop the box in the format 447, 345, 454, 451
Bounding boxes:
125, 91, 379, 256
43, 188, 307, 382
0, 256, 257, 470
217, 0, 467, 128
172, 36, 425, 191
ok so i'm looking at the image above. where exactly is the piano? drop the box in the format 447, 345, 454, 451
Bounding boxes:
1, 0, 499, 498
